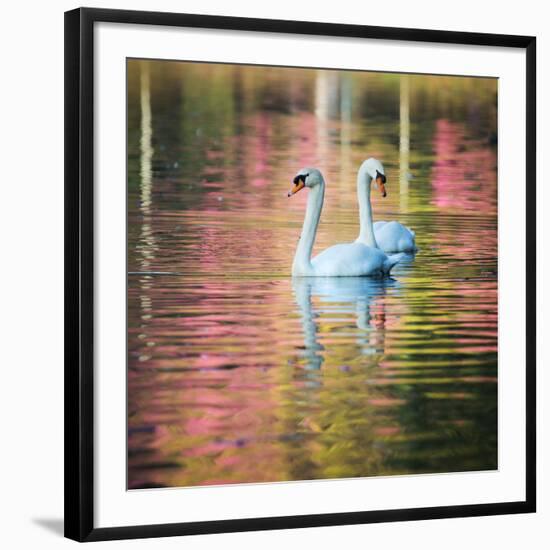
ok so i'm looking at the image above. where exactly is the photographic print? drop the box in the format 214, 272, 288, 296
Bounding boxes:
127, 59, 498, 490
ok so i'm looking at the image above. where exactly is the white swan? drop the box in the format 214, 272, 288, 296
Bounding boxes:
355, 158, 417, 253
288, 168, 402, 277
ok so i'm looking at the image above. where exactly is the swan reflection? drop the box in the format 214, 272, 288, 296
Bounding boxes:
292, 276, 399, 370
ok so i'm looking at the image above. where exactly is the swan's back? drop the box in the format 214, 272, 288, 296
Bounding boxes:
310, 242, 400, 277
374, 220, 417, 253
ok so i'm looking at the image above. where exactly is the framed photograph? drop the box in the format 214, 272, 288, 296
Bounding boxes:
65, 7, 536, 542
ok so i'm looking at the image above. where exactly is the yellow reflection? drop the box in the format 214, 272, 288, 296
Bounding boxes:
340, 74, 353, 188
315, 71, 329, 168
139, 62, 155, 334
140, 63, 153, 212
399, 74, 410, 212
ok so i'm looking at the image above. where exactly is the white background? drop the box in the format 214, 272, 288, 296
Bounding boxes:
95, 22, 527, 528
0, 0, 547, 548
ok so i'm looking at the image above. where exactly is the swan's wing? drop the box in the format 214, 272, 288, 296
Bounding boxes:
311, 243, 391, 277
375, 221, 417, 253
383, 253, 405, 273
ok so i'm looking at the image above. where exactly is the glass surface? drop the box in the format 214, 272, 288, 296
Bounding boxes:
127, 60, 498, 489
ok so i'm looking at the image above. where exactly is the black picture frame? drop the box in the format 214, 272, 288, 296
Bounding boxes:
65, 7, 537, 542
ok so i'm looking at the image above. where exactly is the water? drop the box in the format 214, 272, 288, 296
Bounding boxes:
127, 60, 498, 489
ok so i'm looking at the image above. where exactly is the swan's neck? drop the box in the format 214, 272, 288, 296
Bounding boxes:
357, 166, 379, 248
292, 182, 324, 275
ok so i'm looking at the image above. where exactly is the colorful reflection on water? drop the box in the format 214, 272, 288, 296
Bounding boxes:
127, 60, 498, 489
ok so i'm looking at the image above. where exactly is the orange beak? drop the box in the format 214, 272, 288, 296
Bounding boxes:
376, 176, 387, 198
288, 180, 305, 197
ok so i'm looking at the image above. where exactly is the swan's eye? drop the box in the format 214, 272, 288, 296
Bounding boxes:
376, 170, 386, 184
293, 173, 308, 185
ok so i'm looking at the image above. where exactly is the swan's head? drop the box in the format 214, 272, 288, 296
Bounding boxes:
287, 168, 324, 197
361, 157, 387, 197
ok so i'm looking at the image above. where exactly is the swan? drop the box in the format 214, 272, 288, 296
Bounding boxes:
355, 158, 417, 253
288, 168, 403, 277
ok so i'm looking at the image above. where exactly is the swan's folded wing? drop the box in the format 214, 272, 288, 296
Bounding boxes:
375, 221, 417, 253
383, 252, 405, 274
373, 221, 388, 231
311, 243, 390, 277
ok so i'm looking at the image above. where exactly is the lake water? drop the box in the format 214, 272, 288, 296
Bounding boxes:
127, 61, 498, 489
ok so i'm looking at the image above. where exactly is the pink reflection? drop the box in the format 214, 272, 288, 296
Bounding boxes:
251, 113, 271, 187
431, 119, 496, 212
